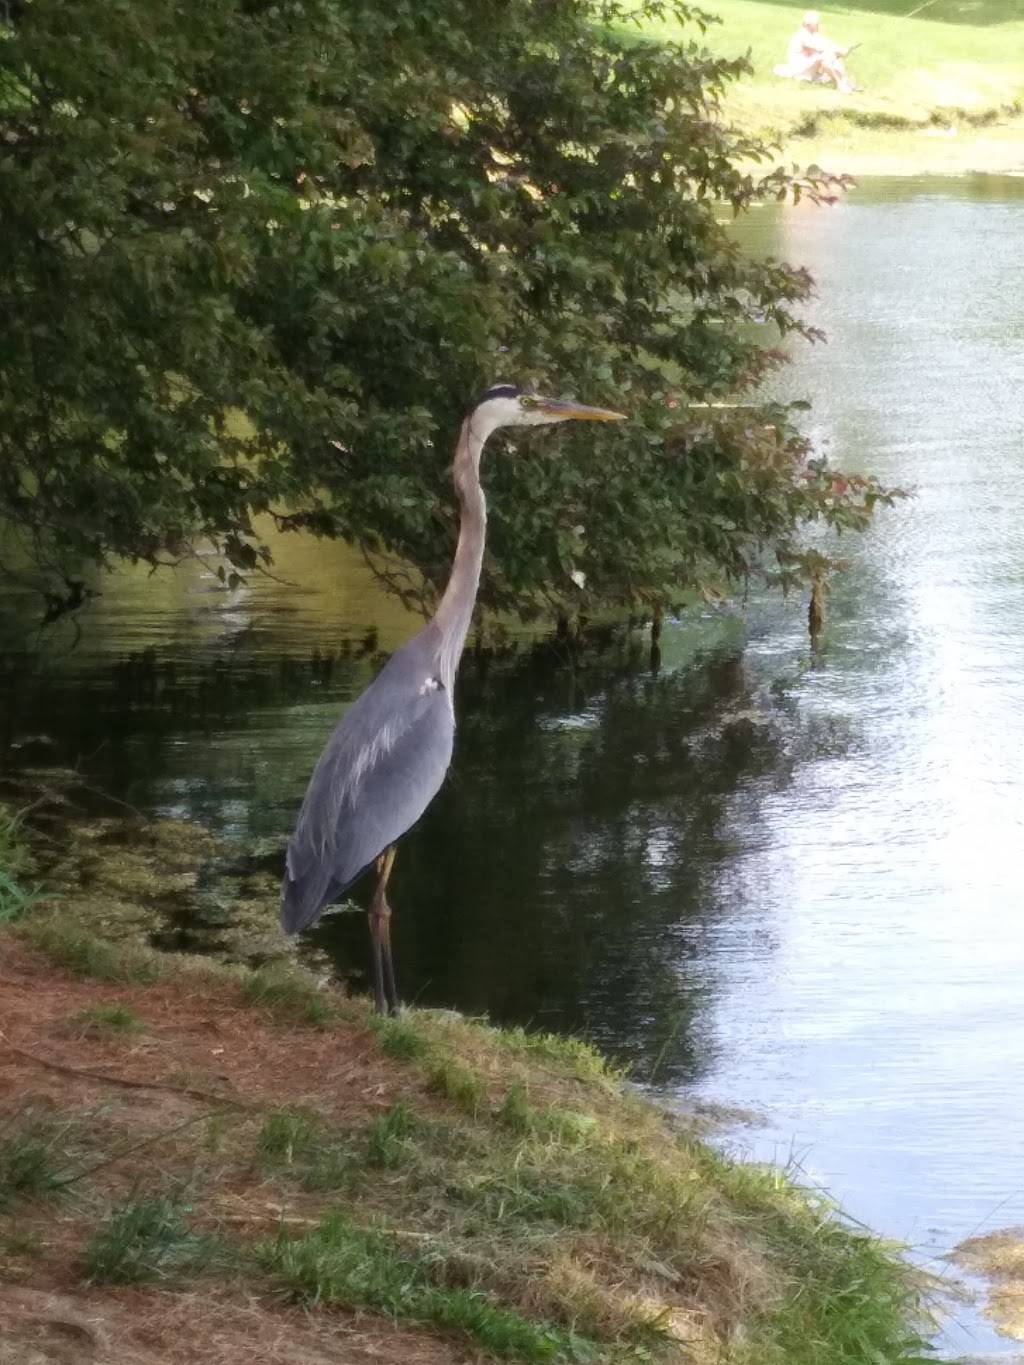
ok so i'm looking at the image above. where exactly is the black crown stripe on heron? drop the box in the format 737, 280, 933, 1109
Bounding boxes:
281, 386, 626, 1015
476, 383, 522, 405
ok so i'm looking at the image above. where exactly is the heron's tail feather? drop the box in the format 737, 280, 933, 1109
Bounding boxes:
280, 860, 368, 936
281, 880, 316, 935
280, 872, 337, 936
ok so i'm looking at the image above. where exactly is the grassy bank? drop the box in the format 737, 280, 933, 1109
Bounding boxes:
0, 812, 932, 1365
637, 0, 1024, 174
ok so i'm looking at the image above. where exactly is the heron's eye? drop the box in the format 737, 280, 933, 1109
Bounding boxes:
519, 394, 541, 411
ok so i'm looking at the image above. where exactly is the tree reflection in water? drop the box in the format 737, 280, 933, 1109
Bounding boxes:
0, 617, 857, 1089
315, 633, 833, 1086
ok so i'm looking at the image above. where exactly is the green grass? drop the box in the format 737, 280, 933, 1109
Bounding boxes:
0, 1111, 76, 1210
735, 1221, 935, 1365
260, 1212, 596, 1364
82, 1195, 220, 1285
497, 1084, 597, 1148
368, 1011, 429, 1061
490, 1025, 619, 1087
0, 808, 42, 923
17, 916, 164, 983
258, 1105, 421, 1190
70, 1002, 145, 1038
363, 1103, 417, 1169
633, 0, 1024, 170
347, 1008, 932, 1363
0, 1226, 43, 1259
426, 1056, 487, 1116
688, 1144, 933, 1365
299, 1146, 355, 1193
239, 962, 336, 1028
257, 1107, 356, 1192
258, 1108, 321, 1165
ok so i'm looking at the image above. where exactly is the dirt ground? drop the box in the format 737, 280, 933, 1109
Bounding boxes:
0, 1285, 478, 1365
0, 941, 473, 1365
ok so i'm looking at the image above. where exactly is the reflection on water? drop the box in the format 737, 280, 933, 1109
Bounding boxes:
701, 175, 1024, 1361
2, 175, 1024, 1359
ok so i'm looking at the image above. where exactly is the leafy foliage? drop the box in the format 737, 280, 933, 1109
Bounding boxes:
0, 0, 892, 621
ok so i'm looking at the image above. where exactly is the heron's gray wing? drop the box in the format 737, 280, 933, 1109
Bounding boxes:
281, 648, 454, 934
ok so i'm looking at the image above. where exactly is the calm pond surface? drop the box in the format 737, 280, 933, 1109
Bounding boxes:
3, 175, 1024, 1359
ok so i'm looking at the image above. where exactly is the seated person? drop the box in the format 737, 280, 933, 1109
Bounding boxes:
774, 11, 860, 94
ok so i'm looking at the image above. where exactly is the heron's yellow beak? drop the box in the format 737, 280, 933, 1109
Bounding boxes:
537, 399, 628, 422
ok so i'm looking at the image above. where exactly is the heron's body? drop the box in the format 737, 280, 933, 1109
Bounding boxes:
281, 625, 453, 934
281, 385, 625, 1012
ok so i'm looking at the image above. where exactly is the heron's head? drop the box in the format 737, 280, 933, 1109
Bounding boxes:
469, 384, 626, 440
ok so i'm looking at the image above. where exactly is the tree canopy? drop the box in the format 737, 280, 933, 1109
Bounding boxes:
0, 0, 893, 623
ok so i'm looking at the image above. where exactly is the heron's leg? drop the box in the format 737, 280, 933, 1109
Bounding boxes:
369, 846, 400, 1015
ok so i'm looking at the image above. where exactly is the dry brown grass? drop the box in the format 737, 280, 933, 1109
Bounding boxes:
0, 1285, 478, 1365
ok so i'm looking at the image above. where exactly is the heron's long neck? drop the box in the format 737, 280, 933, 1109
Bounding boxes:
433, 416, 488, 688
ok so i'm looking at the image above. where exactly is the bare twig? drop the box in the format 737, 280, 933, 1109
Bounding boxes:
218, 1212, 321, 1228
215, 1210, 435, 1240
52, 1110, 224, 1190
0, 1031, 256, 1110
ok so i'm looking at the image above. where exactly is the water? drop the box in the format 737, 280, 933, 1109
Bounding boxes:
695, 176, 1024, 1360
3, 175, 1024, 1358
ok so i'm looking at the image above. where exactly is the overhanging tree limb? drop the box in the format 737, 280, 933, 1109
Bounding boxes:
0, 0, 891, 624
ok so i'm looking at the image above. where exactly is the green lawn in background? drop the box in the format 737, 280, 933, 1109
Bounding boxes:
636, 0, 1024, 170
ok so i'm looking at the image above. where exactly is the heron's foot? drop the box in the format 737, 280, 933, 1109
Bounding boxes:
383, 962, 401, 1017
370, 986, 402, 1015
371, 994, 401, 1017
374, 971, 401, 1017
369, 908, 398, 1016
368, 850, 400, 1018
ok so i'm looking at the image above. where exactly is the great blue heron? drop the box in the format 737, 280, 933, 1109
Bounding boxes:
280, 385, 626, 1013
